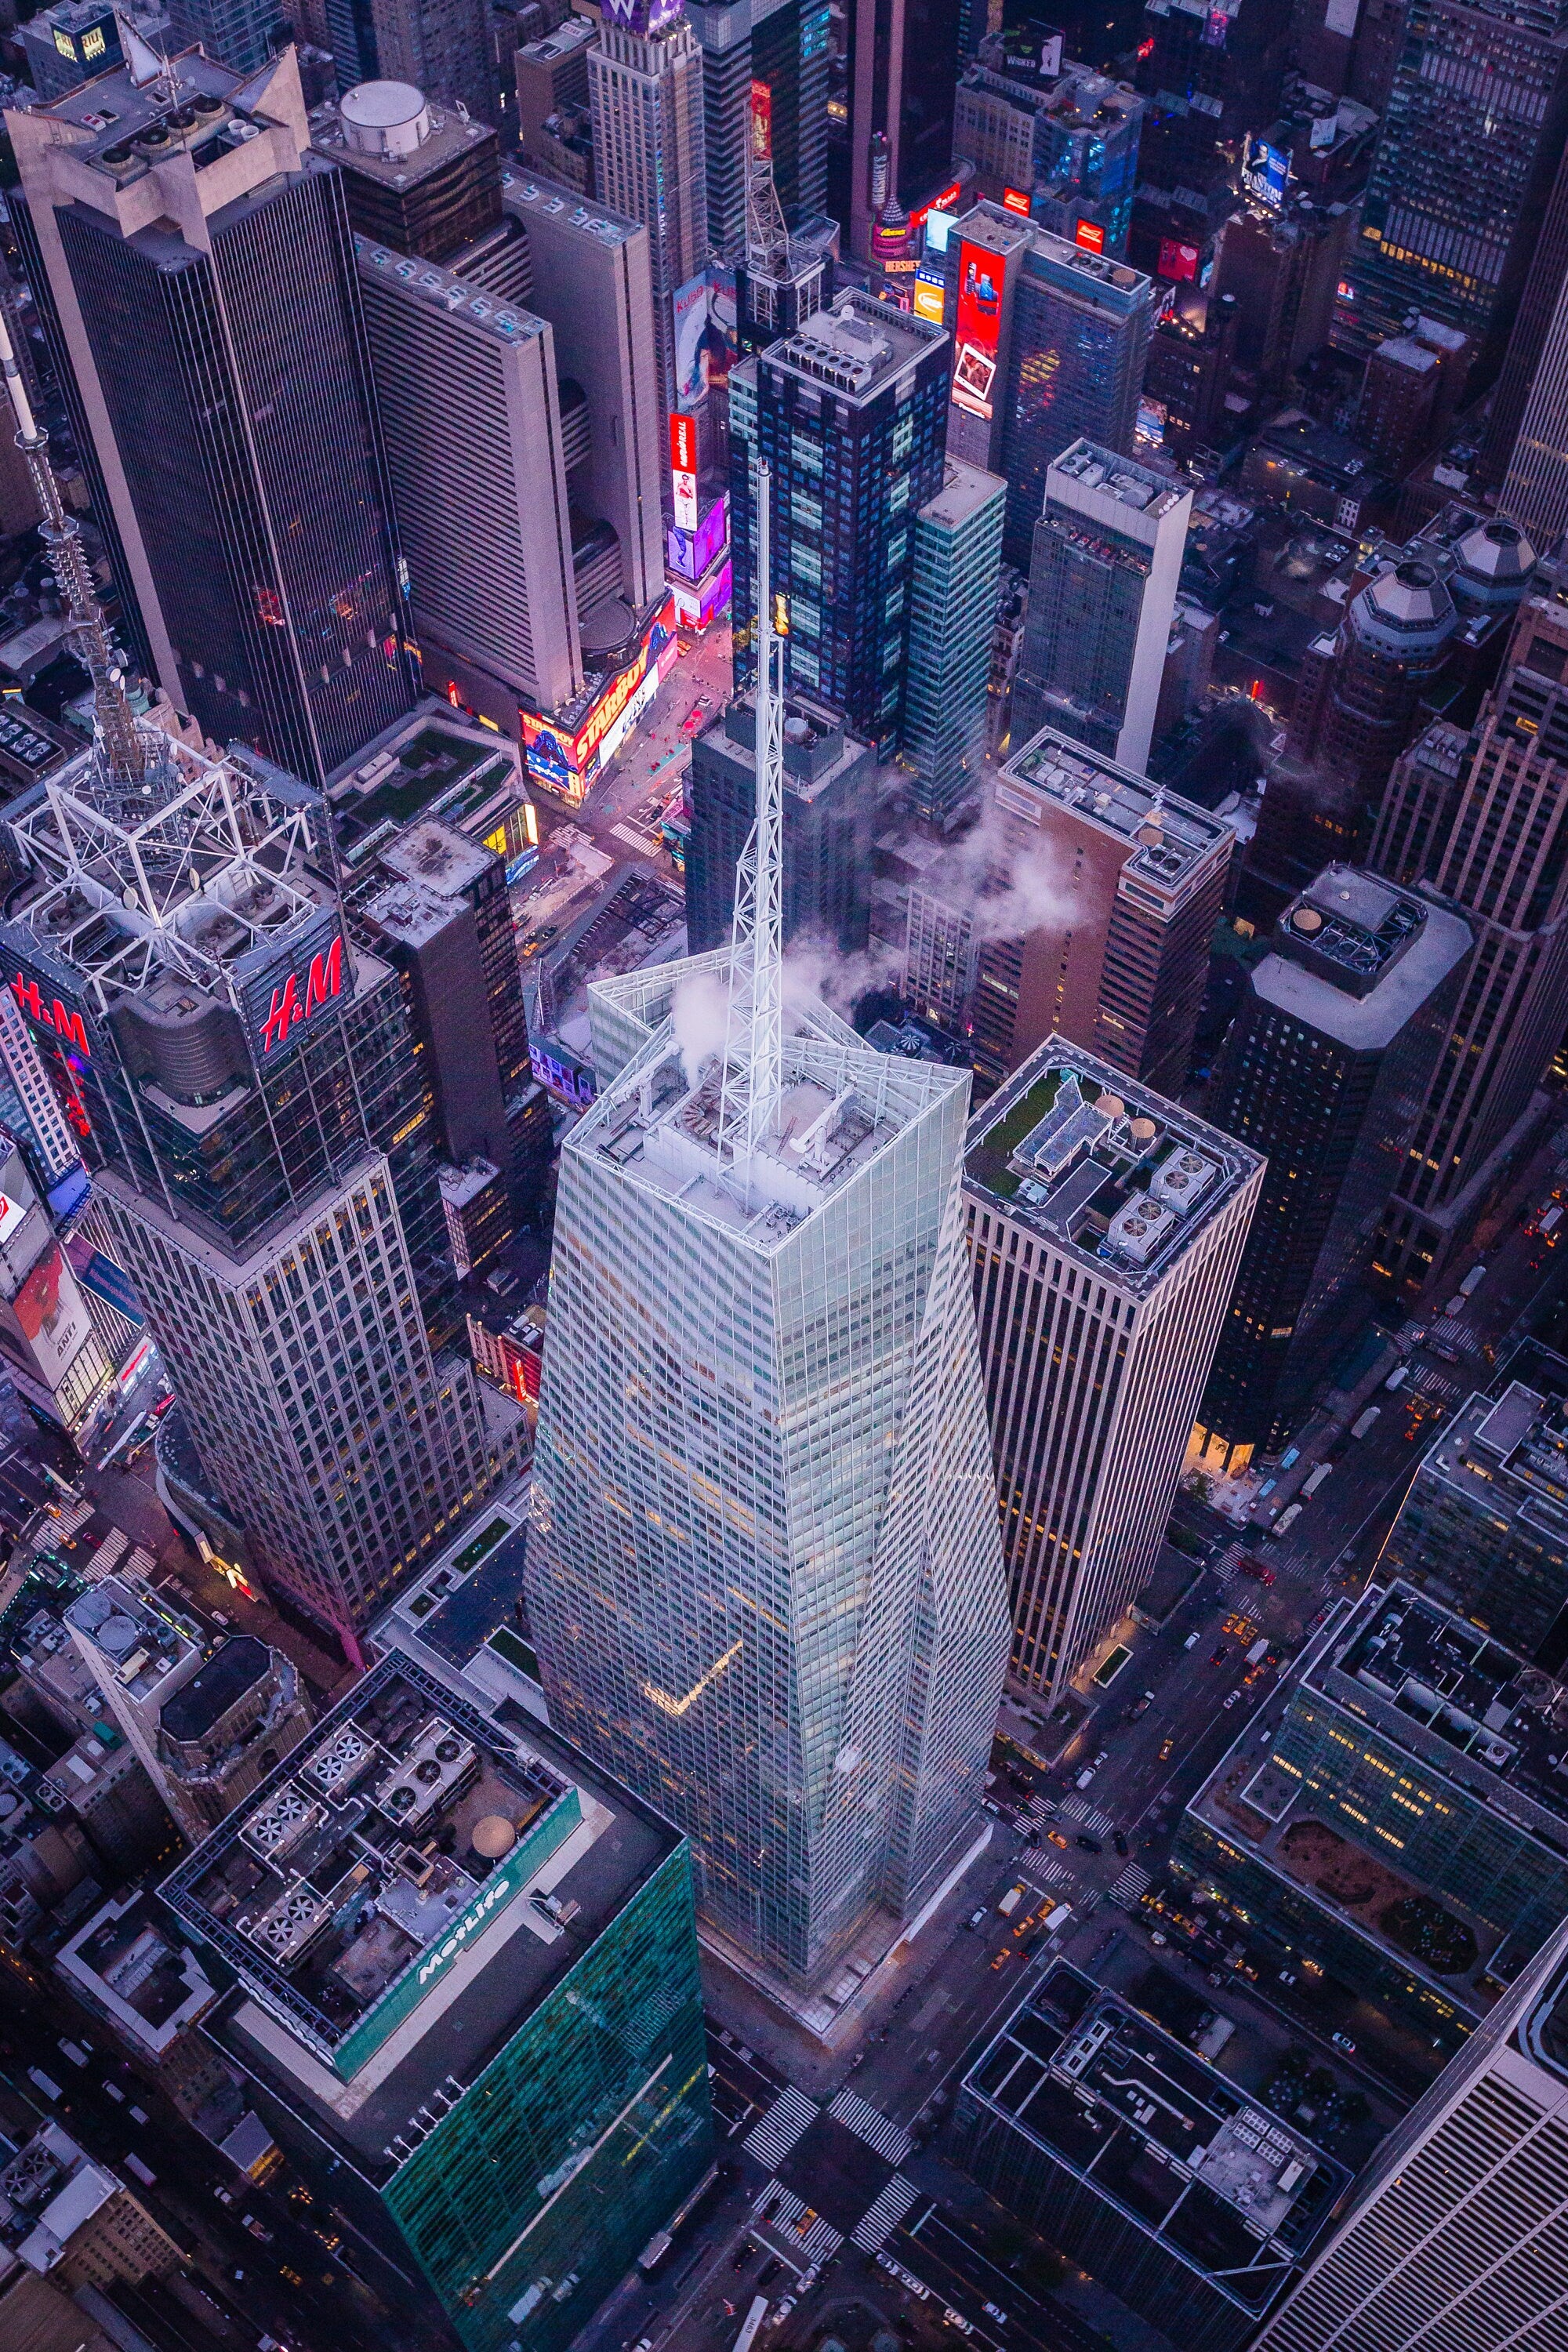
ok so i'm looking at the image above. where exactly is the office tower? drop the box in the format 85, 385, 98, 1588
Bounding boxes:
1211, 198, 1358, 396
18, 0, 128, 100
1370, 591, 1568, 1294
1197, 870, 1471, 1463
161, 1653, 714, 2352
953, 1962, 1348, 2352
314, 81, 502, 263
686, 0, 831, 262
685, 692, 877, 953
0, 1134, 114, 1436
527, 508, 1009, 1994
953, 30, 1143, 256
321, 0, 495, 125
357, 816, 539, 1226
1381, 1378, 1568, 1667
0, 985, 86, 1212
587, 2, 707, 419
516, 17, 597, 191
1180, 1583, 1568, 2065
964, 732, 1232, 1095
844, 0, 964, 260
939, 202, 1157, 568
1289, 0, 1406, 111
1143, 289, 1238, 466
1254, 1910, 1568, 2352
65, 1576, 312, 1841
903, 459, 1005, 829
1356, 334, 1444, 479
351, 226, 583, 724
0, 2119, 185, 2296
965, 1043, 1261, 1697
1132, 0, 1290, 254
1338, 0, 1568, 378
9, 49, 416, 791
0, 718, 516, 1657
1287, 561, 1460, 807
730, 289, 949, 755
1011, 441, 1190, 775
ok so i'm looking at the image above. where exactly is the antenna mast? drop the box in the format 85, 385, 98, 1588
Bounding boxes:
0, 307, 144, 786
717, 461, 785, 1190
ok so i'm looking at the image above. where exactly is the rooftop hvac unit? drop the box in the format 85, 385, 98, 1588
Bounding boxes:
300, 1726, 378, 1797
240, 1783, 324, 1864
246, 1883, 332, 1962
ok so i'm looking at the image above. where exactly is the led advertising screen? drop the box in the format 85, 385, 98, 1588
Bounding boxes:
1158, 237, 1200, 281
952, 239, 1003, 419
666, 490, 729, 584
1075, 217, 1105, 252
1002, 187, 1032, 217
750, 76, 771, 161
670, 412, 699, 534
1242, 135, 1291, 208
913, 267, 946, 324
521, 596, 677, 802
236, 909, 347, 1067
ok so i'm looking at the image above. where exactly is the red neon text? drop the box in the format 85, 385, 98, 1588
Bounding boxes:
260, 935, 343, 1054
11, 975, 89, 1058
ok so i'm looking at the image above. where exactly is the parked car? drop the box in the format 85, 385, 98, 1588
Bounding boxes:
1331, 2031, 1357, 2053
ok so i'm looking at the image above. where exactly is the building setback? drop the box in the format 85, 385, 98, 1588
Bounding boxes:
7, 49, 416, 790
965, 1041, 1261, 1696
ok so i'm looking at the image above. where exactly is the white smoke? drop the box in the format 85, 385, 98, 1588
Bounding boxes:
670, 967, 731, 1084
782, 936, 904, 1018
932, 796, 1080, 945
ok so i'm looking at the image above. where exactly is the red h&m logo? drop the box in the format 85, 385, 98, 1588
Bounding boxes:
260, 935, 343, 1054
11, 974, 89, 1058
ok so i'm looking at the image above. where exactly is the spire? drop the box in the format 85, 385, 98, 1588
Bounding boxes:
717, 461, 785, 1189
0, 305, 145, 789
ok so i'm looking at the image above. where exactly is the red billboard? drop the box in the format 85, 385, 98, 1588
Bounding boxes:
952, 239, 1002, 419
521, 595, 677, 803
1159, 238, 1200, 281
1075, 217, 1105, 253
750, 77, 771, 162
1002, 187, 1031, 217
670, 411, 698, 532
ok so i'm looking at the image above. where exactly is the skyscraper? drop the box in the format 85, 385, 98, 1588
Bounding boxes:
685, 691, 877, 953
314, 79, 503, 263
953, 27, 1144, 256
686, 0, 831, 261
526, 485, 1010, 1997
1337, 0, 1568, 379
966, 1042, 1261, 1697
320, 0, 495, 126
1251, 1829, 1568, 2348
1197, 869, 1472, 1462
1011, 441, 1190, 775
8, 47, 417, 790
1132, 0, 1290, 266
940, 202, 1157, 567
1370, 585, 1568, 1295
961, 731, 1233, 1096
160, 1652, 714, 2352
730, 289, 949, 756
904, 458, 1006, 829
844, 0, 965, 260
587, 1, 708, 419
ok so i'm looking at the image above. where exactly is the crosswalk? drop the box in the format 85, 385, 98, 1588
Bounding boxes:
743, 2085, 817, 2172
760, 2183, 841, 2266
1022, 1853, 1073, 1887
1058, 1795, 1116, 1836
829, 2087, 911, 2165
1212, 1541, 1245, 1586
1108, 1863, 1152, 1911
851, 2176, 919, 2252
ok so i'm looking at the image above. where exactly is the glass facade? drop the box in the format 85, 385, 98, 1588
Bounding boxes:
54, 160, 413, 787
993, 246, 1152, 565
386, 1845, 713, 2352
904, 463, 1004, 826
528, 968, 1011, 1985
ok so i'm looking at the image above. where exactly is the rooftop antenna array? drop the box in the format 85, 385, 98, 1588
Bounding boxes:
0, 304, 146, 792
717, 462, 784, 1198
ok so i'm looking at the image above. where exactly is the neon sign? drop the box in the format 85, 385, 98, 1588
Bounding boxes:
259, 935, 343, 1054
11, 975, 89, 1059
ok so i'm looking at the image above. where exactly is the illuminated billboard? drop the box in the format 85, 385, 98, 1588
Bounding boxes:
750, 77, 771, 162
666, 491, 728, 584
520, 595, 678, 804
913, 268, 946, 324
952, 239, 1002, 419
1003, 187, 1032, 217
1242, 135, 1291, 208
1159, 237, 1200, 281
670, 412, 698, 533
236, 911, 347, 1066
1075, 217, 1105, 252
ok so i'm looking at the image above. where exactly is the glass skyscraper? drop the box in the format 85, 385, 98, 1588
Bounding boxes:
526, 946, 1011, 1993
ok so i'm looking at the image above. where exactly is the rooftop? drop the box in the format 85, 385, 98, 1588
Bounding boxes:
1250, 868, 1471, 1047
768, 289, 945, 400
1000, 727, 1232, 902
1412, 1381, 1568, 1548
498, 164, 642, 248
962, 1962, 1346, 2316
312, 85, 493, 191
959, 199, 1150, 301
16, 42, 256, 172
353, 234, 546, 349
1051, 439, 1190, 532
161, 1653, 677, 2164
576, 951, 964, 1250
64, 1575, 198, 1711
57, 1889, 217, 2056
158, 1633, 270, 1744
328, 710, 525, 868
964, 1040, 1261, 1294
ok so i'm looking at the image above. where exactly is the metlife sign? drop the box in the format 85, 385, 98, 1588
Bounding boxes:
331, 1787, 582, 2080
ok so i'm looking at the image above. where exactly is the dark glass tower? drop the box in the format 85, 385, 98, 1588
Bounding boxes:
687, 0, 832, 263
11, 49, 416, 789
845, 0, 966, 257
1338, 0, 1568, 383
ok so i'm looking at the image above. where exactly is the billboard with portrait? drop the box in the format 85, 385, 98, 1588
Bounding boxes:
673, 269, 737, 408
951, 239, 1003, 419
